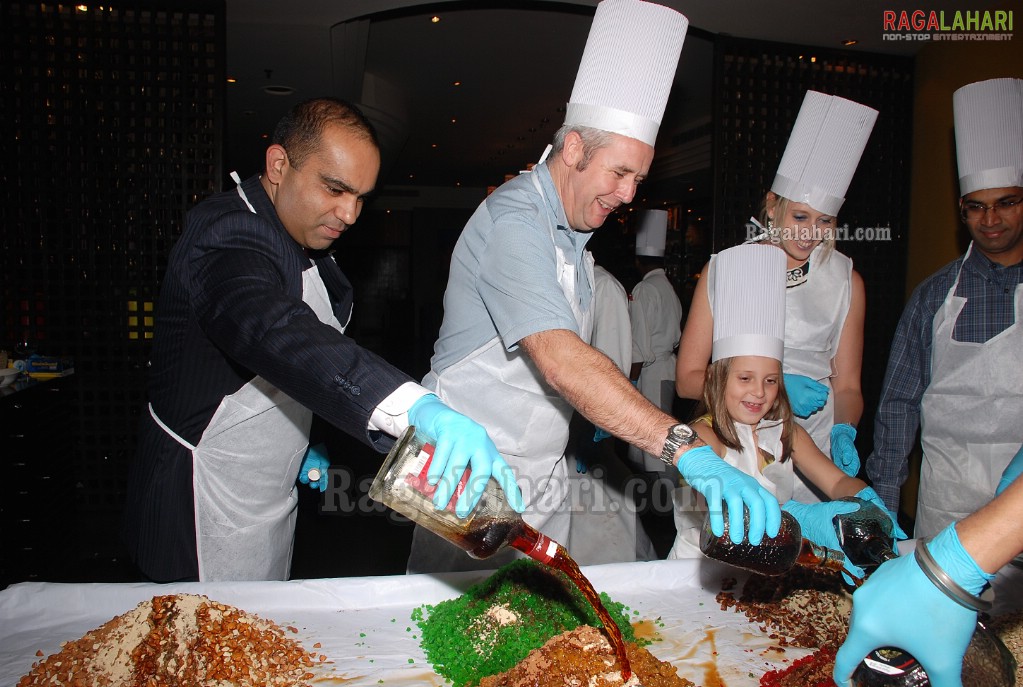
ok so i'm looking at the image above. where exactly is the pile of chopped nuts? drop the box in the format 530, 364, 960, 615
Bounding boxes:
18, 594, 320, 686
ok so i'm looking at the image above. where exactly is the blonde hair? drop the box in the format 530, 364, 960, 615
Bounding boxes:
702, 357, 795, 460
758, 193, 836, 264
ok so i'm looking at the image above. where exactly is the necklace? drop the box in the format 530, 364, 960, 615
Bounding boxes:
787, 260, 811, 287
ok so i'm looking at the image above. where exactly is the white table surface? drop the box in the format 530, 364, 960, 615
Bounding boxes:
0, 558, 812, 686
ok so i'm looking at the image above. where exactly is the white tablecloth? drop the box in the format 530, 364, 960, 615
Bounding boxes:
0, 559, 812, 686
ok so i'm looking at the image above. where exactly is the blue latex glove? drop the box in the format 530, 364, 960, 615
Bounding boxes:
576, 454, 587, 474
996, 443, 1023, 496
678, 445, 782, 545
408, 394, 526, 518
855, 486, 909, 540
783, 373, 828, 418
592, 426, 612, 443
833, 523, 995, 687
830, 423, 861, 477
782, 499, 864, 581
298, 443, 330, 493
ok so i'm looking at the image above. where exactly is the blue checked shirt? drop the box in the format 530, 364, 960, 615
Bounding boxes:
866, 248, 1023, 512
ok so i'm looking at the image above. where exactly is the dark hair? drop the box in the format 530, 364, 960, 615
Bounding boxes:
703, 357, 794, 460
272, 97, 379, 169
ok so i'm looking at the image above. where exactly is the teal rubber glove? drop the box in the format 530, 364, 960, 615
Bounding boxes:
678, 445, 782, 545
783, 373, 828, 418
592, 426, 612, 443
782, 499, 864, 581
833, 523, 994, 687
298, 443, 330, 493
830, 423, 861, 477
408, 394, 526, 518
996, 443, 1023, 496
854, 486, 909, 540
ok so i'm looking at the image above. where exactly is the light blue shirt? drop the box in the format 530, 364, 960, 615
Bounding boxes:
428, 163, 594, 375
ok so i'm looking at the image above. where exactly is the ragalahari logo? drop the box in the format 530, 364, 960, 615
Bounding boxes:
882, 9, 1014, 42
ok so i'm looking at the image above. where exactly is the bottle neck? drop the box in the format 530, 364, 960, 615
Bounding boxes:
797, 539, 851, 577
509, 522, 559, 565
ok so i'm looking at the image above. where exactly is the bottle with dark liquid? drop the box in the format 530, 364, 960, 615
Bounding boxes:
369, 426, 633, 679
831, 497, 899, 574
699, 507, 849, 577
850, 621, 1017, 686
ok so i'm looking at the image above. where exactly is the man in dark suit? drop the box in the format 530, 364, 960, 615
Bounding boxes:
122, 97, 523, 583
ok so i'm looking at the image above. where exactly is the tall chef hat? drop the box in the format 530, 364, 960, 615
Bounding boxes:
711, 244, 787, 363
953, 78, 1023, 196
635, 209, 668, 257
770, 91, 878, 217
564, 0, 688, 147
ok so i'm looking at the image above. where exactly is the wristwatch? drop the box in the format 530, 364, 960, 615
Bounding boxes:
660, 423, 698, 467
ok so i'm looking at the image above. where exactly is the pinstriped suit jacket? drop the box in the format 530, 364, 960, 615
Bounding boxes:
122, 174, 413, 581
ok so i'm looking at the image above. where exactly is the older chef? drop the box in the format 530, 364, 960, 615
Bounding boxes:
408, 0, 781, 573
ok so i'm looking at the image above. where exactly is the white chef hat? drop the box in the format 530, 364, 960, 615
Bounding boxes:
953, 78, 1023, 196
635, 209, 668, 257
770, 91, 878, 217
564, 0, 688, 147
711, 244, 787, 363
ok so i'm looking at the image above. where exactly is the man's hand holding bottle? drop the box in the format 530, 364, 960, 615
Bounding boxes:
408, 394, 525, 518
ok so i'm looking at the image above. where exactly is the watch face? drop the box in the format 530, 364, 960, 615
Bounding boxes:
673, 424, 694, 440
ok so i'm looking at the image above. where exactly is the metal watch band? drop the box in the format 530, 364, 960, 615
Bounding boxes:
914, 538, 993, 612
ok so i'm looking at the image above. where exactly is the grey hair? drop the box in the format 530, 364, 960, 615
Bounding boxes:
550, 125, 615, 171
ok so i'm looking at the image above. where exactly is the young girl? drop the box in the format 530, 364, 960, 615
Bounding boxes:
668, 245, 902, 566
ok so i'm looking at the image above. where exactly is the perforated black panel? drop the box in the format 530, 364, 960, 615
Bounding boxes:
1, 0, 224, 577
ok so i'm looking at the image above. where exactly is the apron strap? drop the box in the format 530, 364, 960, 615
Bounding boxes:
230, 171, 257, 214
149, 403, 197, 452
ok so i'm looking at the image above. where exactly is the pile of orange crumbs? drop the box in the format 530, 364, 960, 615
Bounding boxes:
17, 593, 328, 686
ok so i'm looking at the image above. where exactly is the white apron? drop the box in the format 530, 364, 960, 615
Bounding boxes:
782, 247, 852, 503
409, 172, 594, 572
151, 175, 346, 581
628, 271, 683, 473
667, 420, 793, 559
567, 265, 656, 564
918, 244, 1023, 537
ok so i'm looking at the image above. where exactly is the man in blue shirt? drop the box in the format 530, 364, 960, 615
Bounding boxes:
408, 0, 782, 572
867, 78, 1023, 546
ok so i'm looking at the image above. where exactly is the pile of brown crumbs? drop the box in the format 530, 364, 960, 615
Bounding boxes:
478, 625, 694, 687
17, 594, 318, 686
716, 567, 851, 649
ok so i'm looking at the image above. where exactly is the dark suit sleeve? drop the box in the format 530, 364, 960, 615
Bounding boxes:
188, 209, 414, 450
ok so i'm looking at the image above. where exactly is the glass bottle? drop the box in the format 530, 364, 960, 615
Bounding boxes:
832, 496, 899, 574
369, 426, 634, 679
369, 425, 560, 563
851, 621, 1017, 686
699, 506, 848, 577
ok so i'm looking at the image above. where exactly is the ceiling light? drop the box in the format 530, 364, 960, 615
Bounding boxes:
842, 39, 858, 46
452, 81, 461, 87
226, 77, 237, 84
263, 85, 294, 96
431, 15, 440, 23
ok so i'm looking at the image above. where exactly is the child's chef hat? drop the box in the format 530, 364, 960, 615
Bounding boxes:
770, 91, 878, 216
953, 78, 1023, 196
635, 209, 668, 257
711, 244, 787, 363
564, 0, 688, 147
